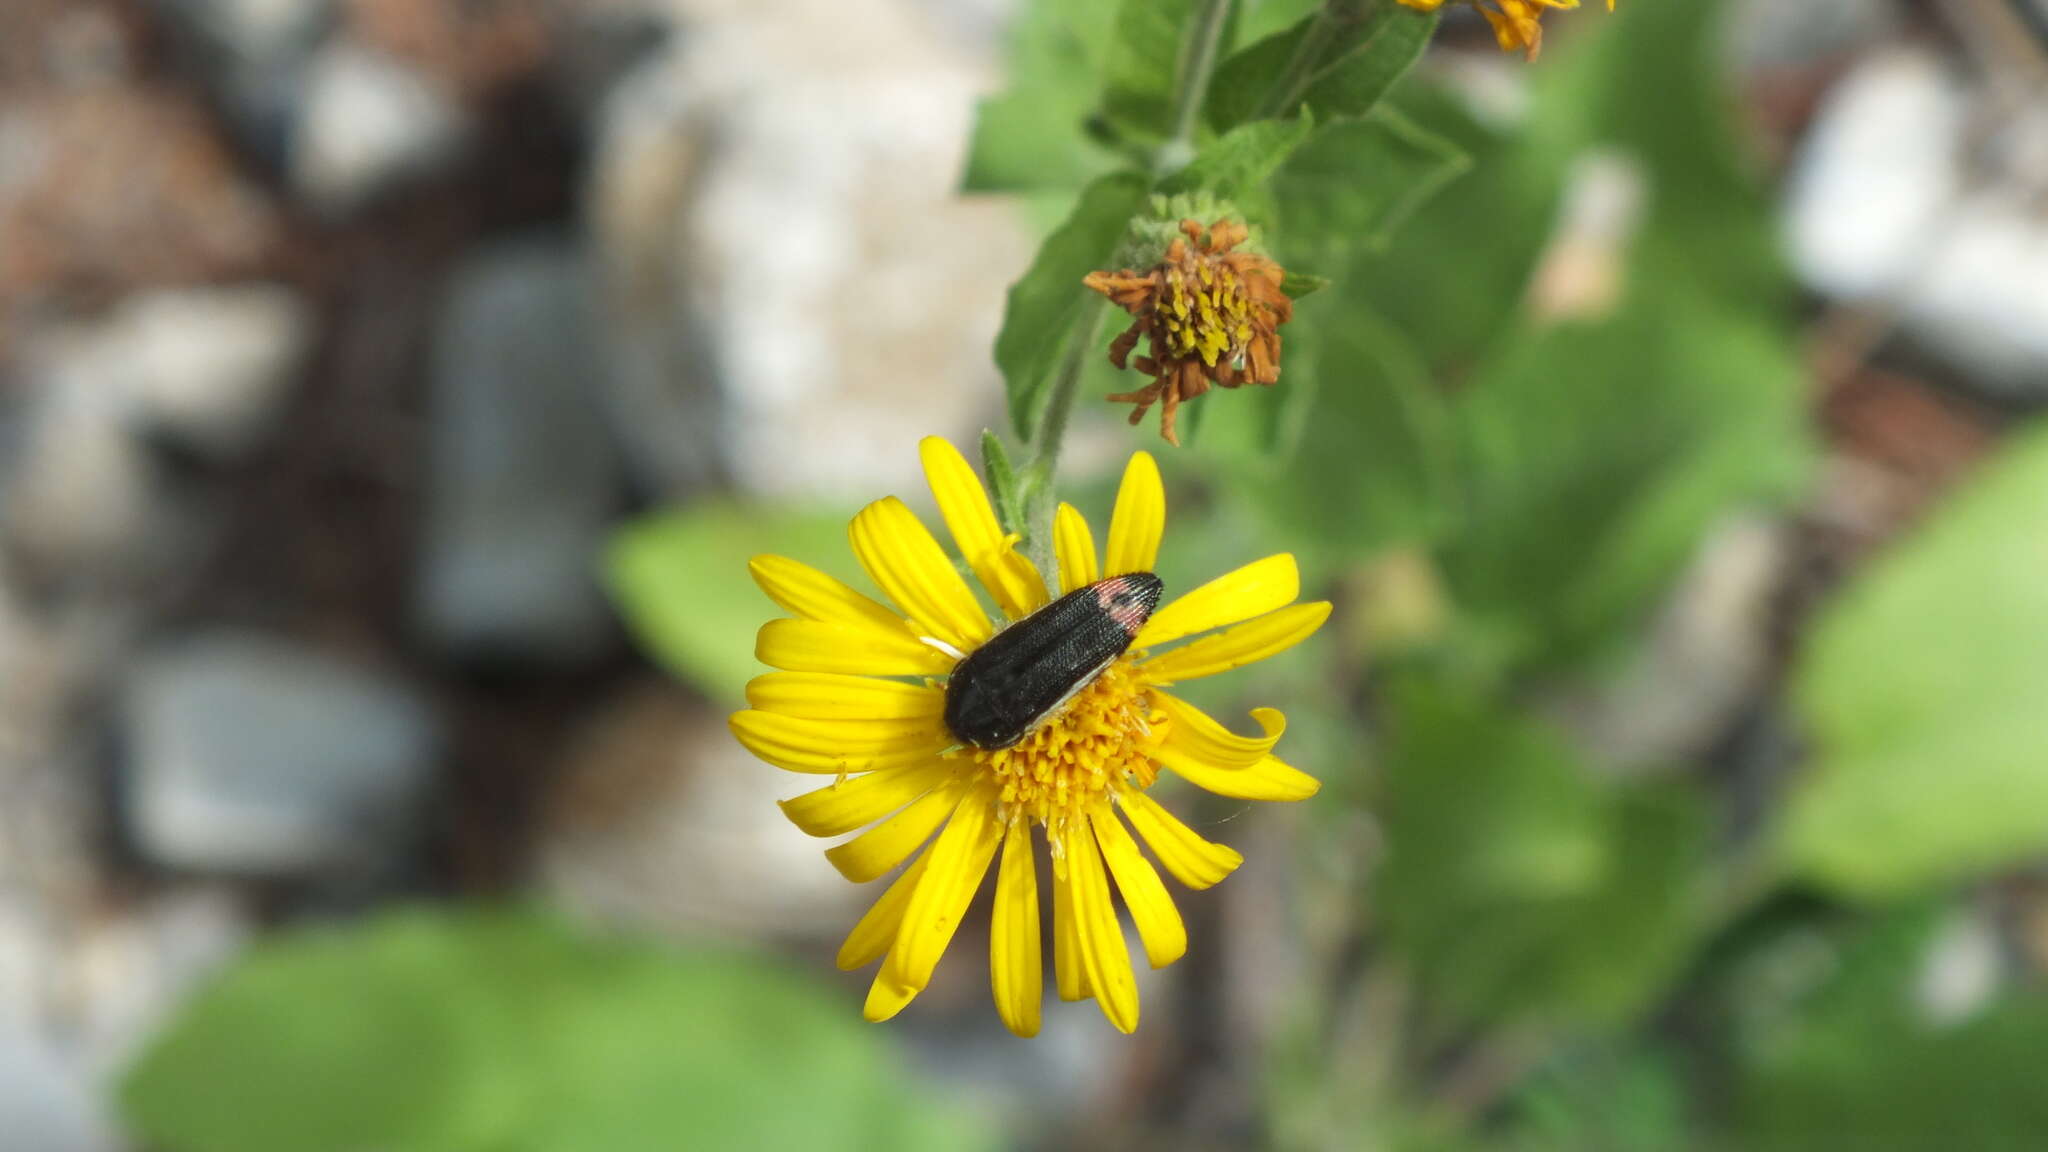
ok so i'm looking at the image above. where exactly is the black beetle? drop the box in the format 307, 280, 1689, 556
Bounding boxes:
943, 573, 1164, 750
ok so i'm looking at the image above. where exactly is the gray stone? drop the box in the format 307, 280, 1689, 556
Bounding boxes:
149, 0, 335, 170
612, 0, 1030, 498
417, 236, 623, 669
0, 1014, 117, 1152
1731, 0, 1896, 72
3, 348, 163, 579
292, 37, 467, 214
122, 632, 440, 876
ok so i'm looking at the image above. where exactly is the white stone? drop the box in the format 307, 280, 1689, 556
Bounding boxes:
614, 0, 1029, 498
292, 38, 467, 213
102, 285, 308, 460
1787, 49, 2048, 396
3, 358, 157, 577
1785, 49, 1967, 301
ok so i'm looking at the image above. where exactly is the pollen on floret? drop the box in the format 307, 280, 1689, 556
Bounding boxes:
1083, 218, 1294, 447
969, 657, 1163, 874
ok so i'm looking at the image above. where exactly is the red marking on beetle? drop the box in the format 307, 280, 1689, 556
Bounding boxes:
1093, 574, 1154, 635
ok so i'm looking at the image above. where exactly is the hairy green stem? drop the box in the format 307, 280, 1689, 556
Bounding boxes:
1017, 0, 1239, 573
1160, 0, 1239, 174
1020, 298, 1107, 578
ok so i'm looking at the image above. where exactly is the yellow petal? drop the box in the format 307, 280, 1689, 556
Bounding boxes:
1152, 695, 1287, 772
744, 672, 944, 720
879, 790, 1002, 993
989, 820, 1043, 1037
837, 851, 930, 970
755, 619, 957, 676
1054, 503, 1099, 595
1067, 822, 1140, 1033
728, 710, 947, 775
778, 761, 957, 837
1170, 753, 1321, 802
1092, 808, 1186, 969
863, 974, 920, 1023
1104, 451, 1164, 577
825, 782, 964, 882
920, 437, 1048, 621
748, 554, 905, 632
1119, 791, 1243, 889
1052, 863, 1088, 1002
1140, 602, 1331, 683
1136, 554, 1300, 648
849, 497, 991, 652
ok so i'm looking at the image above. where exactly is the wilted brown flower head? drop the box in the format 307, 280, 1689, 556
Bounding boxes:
1083, 218, 1293, 446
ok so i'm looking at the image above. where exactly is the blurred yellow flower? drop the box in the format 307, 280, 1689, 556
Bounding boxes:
1397, 0, 1615, 59
731, 438, 1328, 1035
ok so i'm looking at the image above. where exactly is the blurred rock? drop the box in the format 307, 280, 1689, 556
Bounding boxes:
292, 37, 467, 213
3, 351, 164, 580
586, 52, 722, 498
149, 0, 335, 170
1553, 513, 1791, 772
631, 0, 1029, 497
121, 632, 440, 877
123, 285, 311, 461
1917, 906, 2002, 1027
536, 681, 862, 942
1787, 50, 1965, 300
1731, 0, 1895, 72
417, 235, 622, 670
1788, 49, 2048, 398
65, 285, 309, 463
0, 1012, 117, 1152
2, 283, 305, 580
0, 886, 249, 1152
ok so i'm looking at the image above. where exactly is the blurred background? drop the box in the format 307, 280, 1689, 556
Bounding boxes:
2, 0, 2047, 1148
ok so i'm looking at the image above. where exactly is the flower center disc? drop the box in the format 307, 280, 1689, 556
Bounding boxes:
970, 658, 1163, 860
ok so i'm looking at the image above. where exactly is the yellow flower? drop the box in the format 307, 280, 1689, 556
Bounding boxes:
1396, 0, 1616, 59
730, 438, 1329, 1035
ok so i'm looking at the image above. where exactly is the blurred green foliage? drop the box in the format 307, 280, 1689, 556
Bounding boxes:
123, 909, 990, 1152
607, 502, 859, 706
1785, 422, 2048, 896
124, 0, 2048, 1149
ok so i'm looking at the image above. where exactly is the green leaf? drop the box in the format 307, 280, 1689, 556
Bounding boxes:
980, 429, 1026, 535
606, 502, 860, 705
1438, 295, 1808, 671
1361, 0, 1811, 672
1156, 111, 1314, 204
996, 171, 1150, 439
1376, 680, 1707, 1025
1783, 420, 2048, 896
1099, 0, 1197, 148
1209, 290, 1453, 570
1271, 108, 1469, 263
1728, 906, 2048, 1152
1207, 2, 1437, 132
121, 908, 993, 1152
962, 0, 1122, 192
